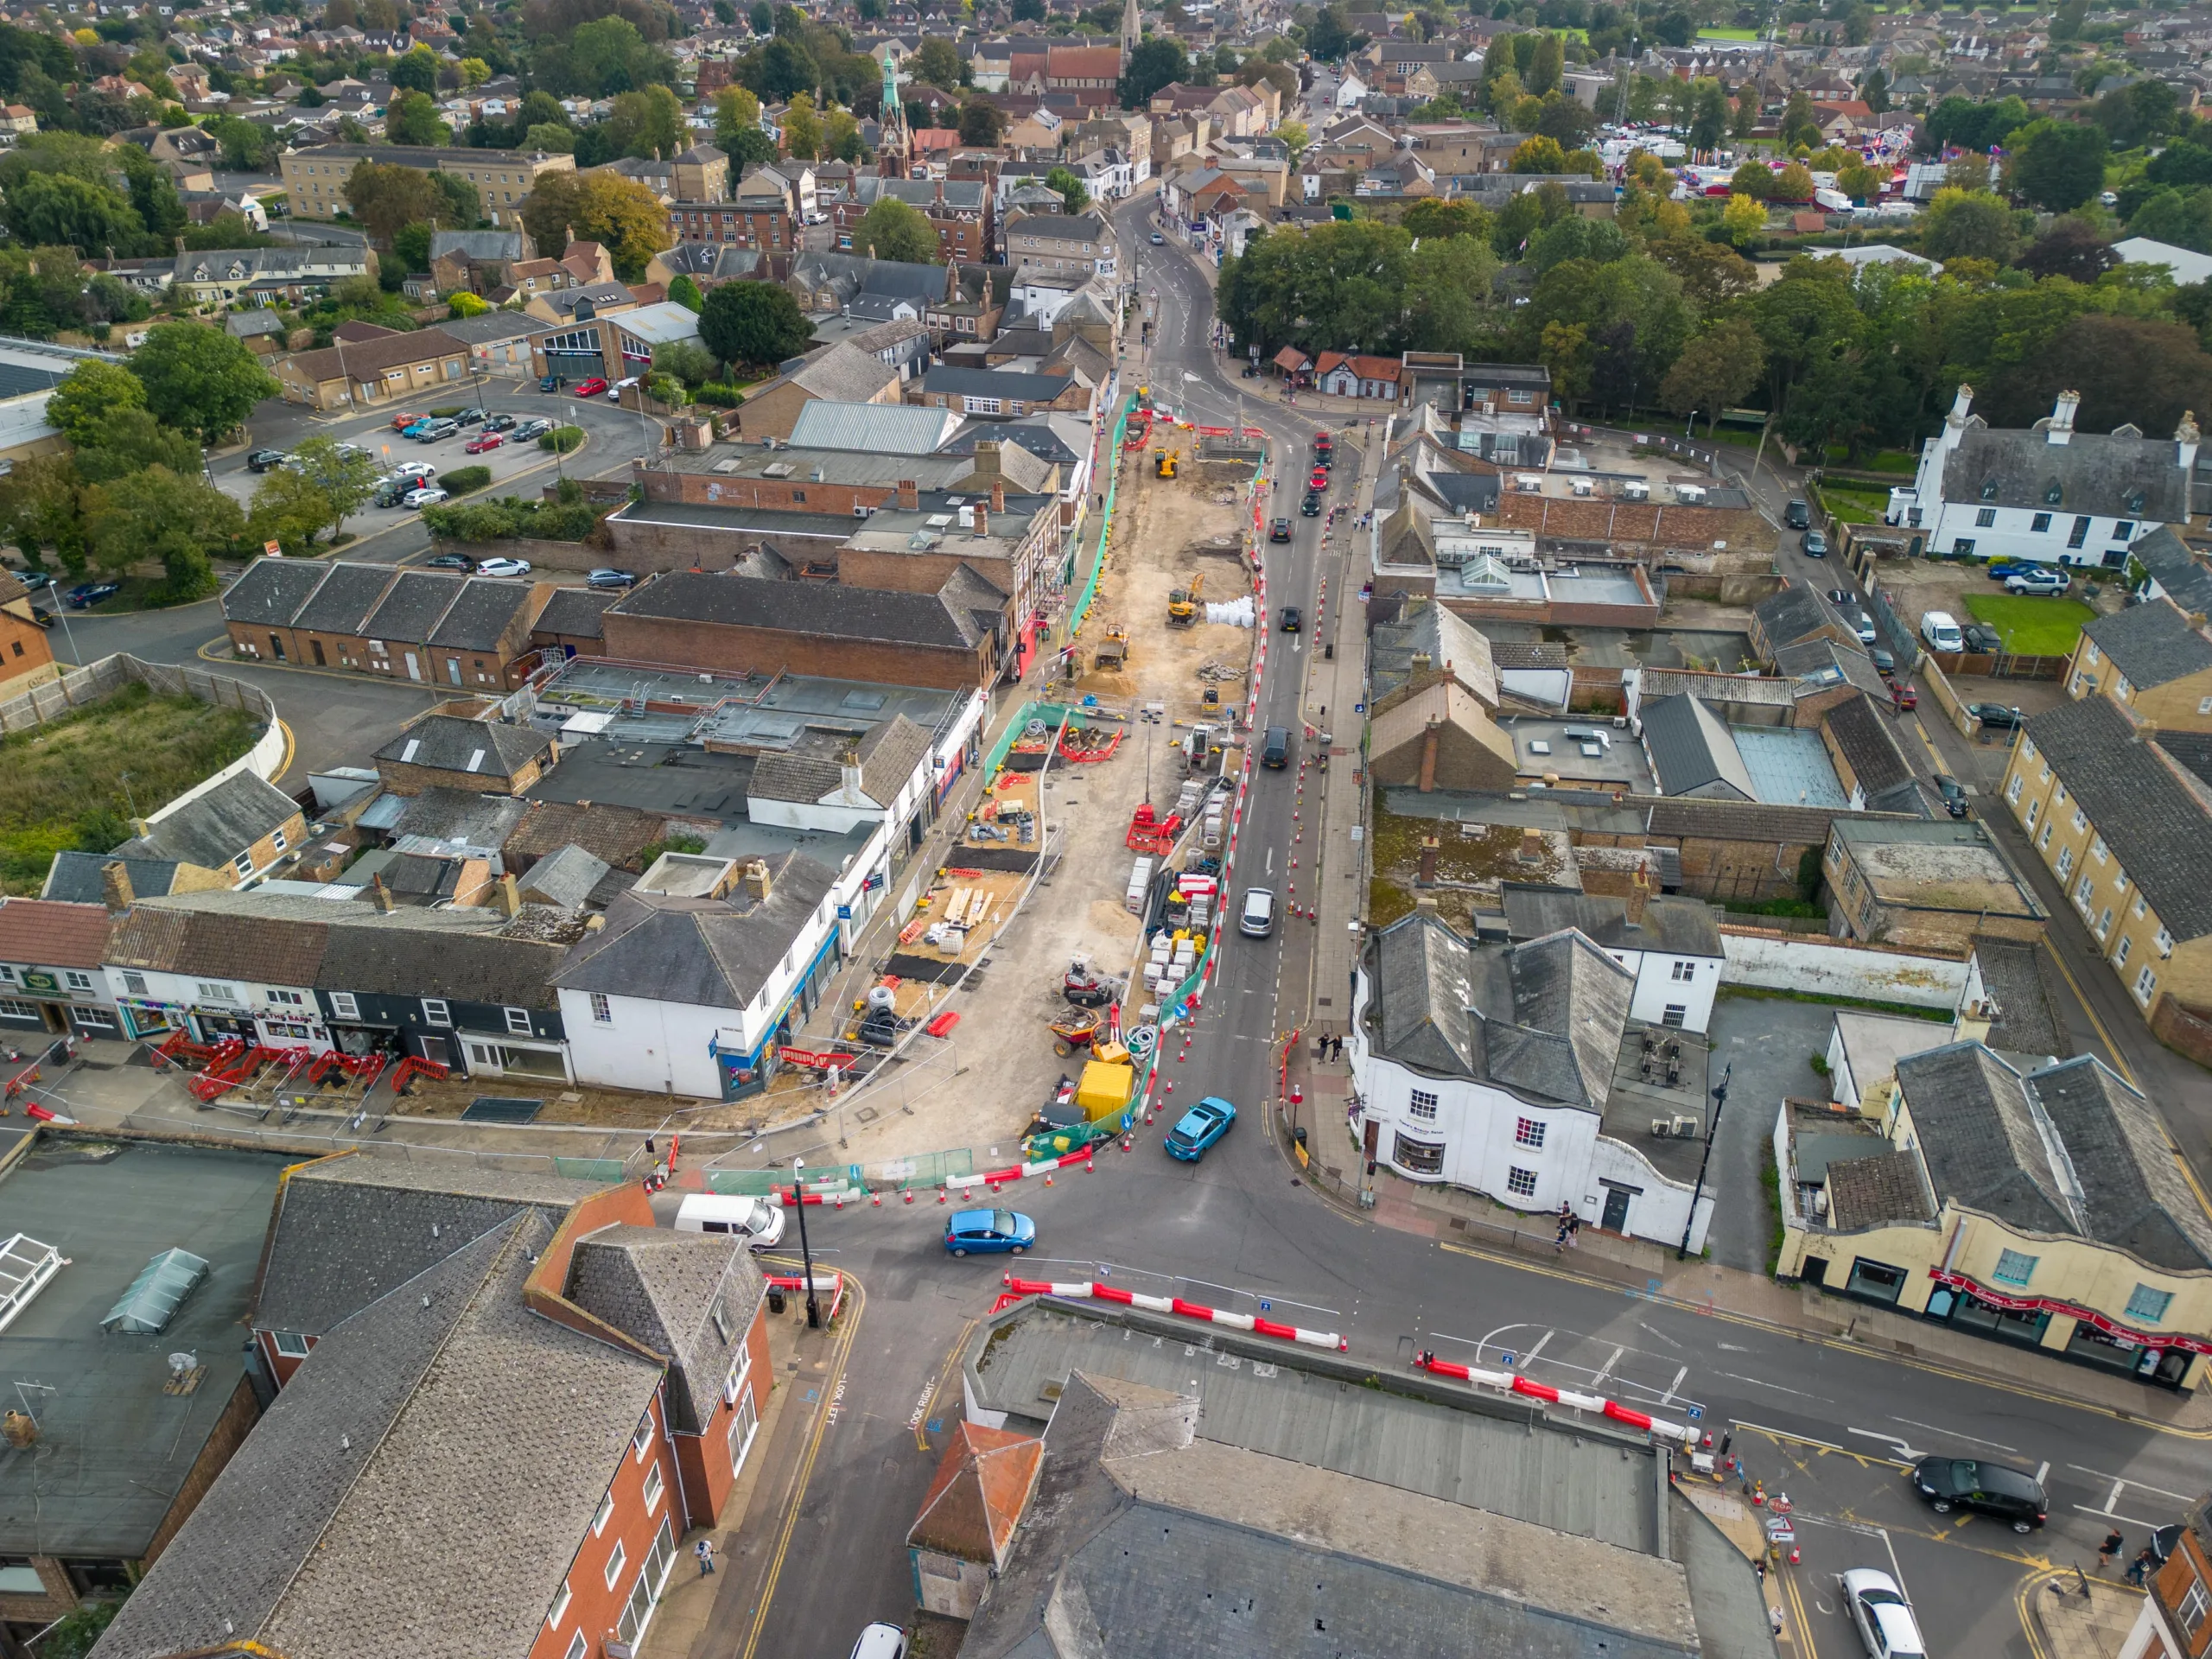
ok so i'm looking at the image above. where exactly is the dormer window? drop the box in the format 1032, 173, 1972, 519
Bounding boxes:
2044, 480, 2064, 505
1980, 479, 1998, 500
2126, 490, 2145, 513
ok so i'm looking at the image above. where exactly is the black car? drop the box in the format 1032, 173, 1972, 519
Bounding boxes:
1967, 702, 2021, 729
1269, 517, 1291, 543
64, 581, 120, 609
585, 568, 639, 589
454, 407, 486, 427
1281, 606, 1302, 632
1964, 623, 2004, 655
247, 448, 289, 473
1783, 498, 1810, 530
1300, 493, 1322, 516
1933, 773, 1969, 817
1869, 645, 1896, 677
483, 413, 518, 433
538, 373, 565, 392
1910, 1456, 2046, 1532
423, 552, 473, 571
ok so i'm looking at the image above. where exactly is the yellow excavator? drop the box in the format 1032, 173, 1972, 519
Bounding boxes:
1154, 447, 1179, 479
1166, 572, 1205, 626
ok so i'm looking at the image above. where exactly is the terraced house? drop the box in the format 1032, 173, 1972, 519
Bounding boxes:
277, 142, 575, 229
221, 558, 549, 689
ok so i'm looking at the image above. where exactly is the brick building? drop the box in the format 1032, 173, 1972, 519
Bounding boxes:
275, 322, 473, 412
664, 199, 795, 254
277, 142, 575, 229
836, 176, 991, 264
0, 571, 55, 699
222, 560, 549, 688
374, 714, 556, 797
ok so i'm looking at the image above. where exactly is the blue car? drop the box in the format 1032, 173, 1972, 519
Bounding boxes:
944, 1207, 1035, 1256
403, 420, 436, 439
1165, 1095, 1236, 1161
1986, 559, 2037, 581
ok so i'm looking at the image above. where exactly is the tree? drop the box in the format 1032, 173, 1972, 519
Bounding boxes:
652, 339, 719, 385
728, 127, 779, 167
606, 85, 684, 157
1837, 161, 1883, 202
390, 43, 440, 92
1119, 37, 1188, 109
448, 289, 491, 317
1402, 197, 1491, 241
698, 281, 813, 367
958, 99, 1005, 145
1721, 192, 1766, 247
1978, 313, 2212, 437
1861, 66, 1890, 114
1772, 162, 1816, 202
4, 173, 142, 254
1779, 88, 1821, 149
519, 171, 671, 278
1526, 30, 1562, 95
73, 407, 200, 484
46, 359, 143, 447
1689, 79, 1729, 154
1539, 319, 1592, 408
128, 323, 278, 444
1305, 2, 1362, 60
385, 88, 450, 146
1730, 159, 1771, 199
1660, 318, 1766, 433
852, 195, 939, 263
912, 35, 962, 88
345, 161, 455, 245
1045, 165, 1090, 213
1922, 187, 2021, 264
526, 122, 577, 153
669, 273, 704, 313
2010, 118, 2108, 213
782, 90, 822, 160
287, 434, 379, 542
1278, 118, 1310, 165
202, 112, 273, 172
391, 220, 436, 276
747, 37, 817, 99
82, 466, 240, 598
248, 467, 335, 554
824, 103, 861, 163
715, 85, 764, 149
1510, 135, 1567, 173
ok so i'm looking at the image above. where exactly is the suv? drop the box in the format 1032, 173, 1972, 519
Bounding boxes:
1262, 726, 1290, 768
2005, 568, 2071, 596
1783, 499, 1811, 530
415, 418, 459, 442
1910, 1456, 2047, 1532
246, 448, 289, 473
1269, 517, 1291, 543
1281, 606, 1302, 632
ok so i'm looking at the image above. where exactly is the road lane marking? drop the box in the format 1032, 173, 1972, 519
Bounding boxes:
1518, 1331, 1553, 1369
1731, 1420, 1912, 1469
2068, 1465, 2194, 1503
1847, 1427, 1924, 1459
2035, 1459, 2050, 1487
1660, 1363, 1688, 1405
1889, 1416, 2016, 1453
1715, 1370, 1827, 1400
2075, 1502, 2165, 1528
1591, 1344, 1625, 1385
2106, 1478, 2124, 1512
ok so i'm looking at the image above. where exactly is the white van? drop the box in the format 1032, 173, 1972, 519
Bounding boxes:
672, 1193, 786, 1249
1920, 610, 1963, 652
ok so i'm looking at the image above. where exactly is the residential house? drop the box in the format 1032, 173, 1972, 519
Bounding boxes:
111, 771, 307, 888
1500, 877, 1727, 1033
274, 322, 471, 411
1001, 209, 1118, 278
428, 227, 534, 296
0, 898, 118, 1040
277, 142, 575, 229
170, 245, 373, 309
374, 714, 556, 797
664, 199, 795, 256
2065, 595, 2212, 731
916, 365, 1093, 420
839, 175, 992, 264
1314, 351, 1402, 401
0, 571, 54, 699
2128, 524, 2212, 619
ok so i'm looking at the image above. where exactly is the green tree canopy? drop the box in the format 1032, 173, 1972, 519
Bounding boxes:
46, 359, 143, 447
1044, 166, 1090, 213
1921, 188, 2022, 264
697, 280, 813, 367
2009, 118, 2108, 213
1119, 37, 1188, 109
128, 324, 278, 444
385, 89, 449, 146
852, 195, 939, 262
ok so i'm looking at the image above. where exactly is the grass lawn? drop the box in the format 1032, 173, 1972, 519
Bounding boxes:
1698, 25, 1759, 37
1821, 485, 1890, 524
0, 683, 264, 894
1963, 593, 2097, 656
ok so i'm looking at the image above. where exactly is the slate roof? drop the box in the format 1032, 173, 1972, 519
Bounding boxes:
786, 340, 902, 402
359, 570, 467, 645
40, 853, 179, 906
2082, 595, 2212, 689
2021, 693, 2212, 938
222, 556, 327, 626
2029, 1056, 2212, 1269
290, 560, 399, 635
0, 898, 114, 968
284, 325, 467, 386
517, 842, 609, 910
2130, 525, 2212, 618
1823, 691, 1916, 802
429, 227, 527, 263
532, 586, 615, 640
1641, 695, 1755, 800
389, 787, 531, 851
921, 365, 1084, 405
1501, 884, 1724, 958
552, 849, 836, 1009
115, 772, 300, 868
2160, 729, 2212, 791
1751, 582, 1855, 656
505, 800, 672, 872
424, 578, 534, 652
567, 1223, 766, 1432
1895, 1043, 2079, 1235
1943, 420, 2191, 521
609, 570, 985, 650
106, 900, 329, 986
314, 906, 568, 1008
1824, 1149, 1939, 1229
375, 715, 551, 777
1369, 596, 1500, 709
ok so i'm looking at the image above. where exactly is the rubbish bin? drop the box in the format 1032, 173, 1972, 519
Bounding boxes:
766, 1285, 787, 1316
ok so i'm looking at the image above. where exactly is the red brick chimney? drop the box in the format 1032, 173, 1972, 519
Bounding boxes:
974, 502, 989, 537
897, 478, 919, 509
991, 479, 1005, 512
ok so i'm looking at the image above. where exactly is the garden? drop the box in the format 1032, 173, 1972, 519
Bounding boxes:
1963, 592, 2097, 656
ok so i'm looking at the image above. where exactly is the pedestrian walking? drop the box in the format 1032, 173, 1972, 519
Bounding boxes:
696, 1538, 716, 1576
1332, 1035, 1344, 1062
2100, 1530, 2126, 1571
2129, 1548, 2156, 1586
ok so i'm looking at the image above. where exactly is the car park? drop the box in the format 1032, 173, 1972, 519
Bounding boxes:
1300, 493, 1322, 516
246, 448, 289, 473
65, 581, 120, 608
574, 378, 607, 398
1933, 773, 1968, 817
1802, 530, 1828, 557
463, 431, 505, 454
1281, 606, 1301, 632
2005, 569, 2071, 595
417, 418, 459, 442
586, 568, 639, 589
482, 413, 517, 433
391, 461, 437, 481
423, 552, 473, 570
1239, 887, 1274, 938
944, 1207, 1034, 1256
1269, 517, 1291, 543
1910, 1454, 2046, 1531
609, 376, 639, 401
454, 408, 486, 427
1966, 702, 2020, 728
1842, 1567, 1925, 1659
475, 556, 531, 576
402, 420, 436, 439
1165, 1096, 1236, 1161
402, 486, 448, 508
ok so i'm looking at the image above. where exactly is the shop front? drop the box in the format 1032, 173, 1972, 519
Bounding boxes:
0, 969, 121, 1040
1923, 1268, 2208, 1391
710, 931, 842, 1101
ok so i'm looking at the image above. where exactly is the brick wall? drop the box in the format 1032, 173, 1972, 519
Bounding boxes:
524, 1386, 687, 1659
1441, 595, 1660, 629
672, 1301, 772, 1528
143, 1372, 262, 1568
635, 467, 900, 516
378, 756, 545, 797
599, 612, 993, 690
2151, 994, 2212, 1070
1653, 832, 1821, 902
604, 517, 847, 569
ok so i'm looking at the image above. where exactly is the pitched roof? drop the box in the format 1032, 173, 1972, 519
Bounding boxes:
920, 365, 1086, 404
787, 340, 902, 402
1501, 884, 1724, 958
505, 800, 671, 872
2128, 525, 2212, 618
223, 556, 328, 626
1822, 691, 1916, 802
531, 586, 615, 640
2021, 693, 2212, 938
291, 560, 400, 635
1752, 580, 1856, 654
1641, 695, 1755, 800
789, 399, 962, 454
359, 570, 466, 644
567, 1224, 766, 1432
1944, 420, 2191, 521
40, 853, 180, 906
1825, 1148, 1940, 1229
2029, 1055, 2212, 1269
1896, 1043, 2078, 1234
608, 570, 985, 651
374, 715, 551, 778
0, 898, 114, 969
515, 842, 608, 910
423, 578, 534, 652
116, 772, 300, 868
906, 1421, 1044, 1567
284, 325, 466, 385
2082, 595, 2212, 689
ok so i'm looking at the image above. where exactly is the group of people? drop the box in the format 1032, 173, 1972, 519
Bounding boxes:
1313, 1033, 1344, 1063
1554, 1202, 1583, 1250
2101, 1529, 2162, 1586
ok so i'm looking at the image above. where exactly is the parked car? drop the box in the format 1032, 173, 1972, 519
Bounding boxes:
671, 1193, 786, 1249
401, 420, 437, 439
12, 569, 52, 591
1933, 773, 1969, 818
1843, 1567, 1925, 1659
1919, 610, 1964, 652
609, 376, 639, 401
585, 568, 639, 589
2005, 569, 2071, 596
573, 378, 607, 398
1300, 493, 1322, 516
1165, 1095, 1236, 1161
423, 552, 473, 570
246, 448, 289, 473
482, 413, 517, 433
390, 411, 427, 430
1890, 680, 1917, 712
537, 374, 565, 393
475, 556, 531, 576
463, 431, 505, 454
1269, 517, 1291, 543
1986, 559, 2038, 581
402, 486, 448, 508
1910, 1455, 2047, 1531
390, 461, 438, 482
65, 581, 120, 608
416, 418, 459, 442
454, 407, 486, 427
1281, 606, 1302, 632
850, 1624, 906, 1659
944, 1207, 1034, 1256
1783, 498, 1810, 529
1967, 702, 2021, 728
1239, 887, 1275, 938
1149, 231, 1164, 245
1802, 530, 1828, 558
1963, 623, 2004, 654
514, 417, 553, 441
1845, 607, 1878, 645
1827, 588, 1856, 607
1869, 645, 1896, 677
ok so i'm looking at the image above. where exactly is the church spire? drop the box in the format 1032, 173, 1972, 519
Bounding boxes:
1120, 0, 1140, 68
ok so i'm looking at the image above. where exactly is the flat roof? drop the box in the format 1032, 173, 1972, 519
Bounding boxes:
0, 1139, 288, 1557
1732, 725, 1848, 809
536, 657, 964, 747
1501, 718, 1657, 791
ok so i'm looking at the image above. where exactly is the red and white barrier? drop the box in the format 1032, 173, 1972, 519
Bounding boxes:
1414, 1353, 1696, 1446
945, 1146, 1096, 1192
1003, 1274, 1345, 1351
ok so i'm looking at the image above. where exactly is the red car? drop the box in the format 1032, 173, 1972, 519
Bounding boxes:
1309, 468, 1328, 491
574, 378, 607, 398
464, 431, 505, 454
389, 411, 426, 431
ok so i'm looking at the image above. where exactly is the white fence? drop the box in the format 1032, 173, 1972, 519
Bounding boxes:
1719, 925, 1970, 1010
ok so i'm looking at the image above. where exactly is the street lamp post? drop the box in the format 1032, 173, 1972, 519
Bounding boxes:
1677, 1062, 1731, 1262
791, 1157, 822, 1329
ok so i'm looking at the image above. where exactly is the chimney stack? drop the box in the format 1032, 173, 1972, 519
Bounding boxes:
100, 860, 135, 914
974, 502, 988, 538
991, 478, 1005, 513
743, 858, 773, 903
498, 872, 520, 918
1626, 862, 1651, 927
370, 874, 395, 913
2178, 410, 2200, 476
976, 440, 1001, 476
1517, 827, 1544, 864
897, 478, 919, 509
1418, 715, 1440, 792
2047, 389, 2081, 446
1948, 383, 1974, 428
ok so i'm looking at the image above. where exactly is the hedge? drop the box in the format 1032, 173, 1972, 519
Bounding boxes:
540, 425, 585, 453
693, 383, 747, 407
440, 465, 493, 495
419, 493, 597, 543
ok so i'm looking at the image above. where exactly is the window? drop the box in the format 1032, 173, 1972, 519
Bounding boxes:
2133, 895, 2148, 919
196, 982, 238, 1003
2114, 521, 2136, 541
422, 998, 451, 1027
0, 1000, 34, 1020
1980, 479, 1999, 500
1992, 1249, 2037, 1287
2116, 936, 2133, 969
2182, 1582, 2210, 1636
1671, 959, 1695, 981
2025, 798, 2039, 829
1950, 538, 1974, 557
1392, 1134, 1445, 1174
1505, 1165, 1539, 1198
2156, 926, 2174, 956
1407, 1088, 1438, 1121
603, 1538, 626, 1590
505, 1007, 534, 1036
2127, 1283, 2175, 1325
270, 827, 288, 853
267, 988, 303, 1006
2006, 772, 2022, 804
329, 991, 359, 1020
2134, 965, 2158, 1004
122, 971, 147, 996
593, 1493, 613, 1535
1662, 1004, 1688, 1027
633, 1414, 655, 1459
232, 853, 254, 878
728, 1388, 760, 1475
1975, 507, 1996, 528
1515, 1117, 1545, 1148
642, 1462, 664, 1512
273, 1332, 310, 1357
2031, 512, 2052, 532
2071, 808, 2088, 833
2075, 876, 2094, 908
2096, 907, 2112, 938
2068, 516, 2090, 548
2045, 480, 2065, 505
724, 1329, 753, 1404
2056, 846, 2073, 879
63, 971, 91, 992
2091, 836, 2107, 863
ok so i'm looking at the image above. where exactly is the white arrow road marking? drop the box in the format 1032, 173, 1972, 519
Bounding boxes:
1847, 1427, 1924, 1460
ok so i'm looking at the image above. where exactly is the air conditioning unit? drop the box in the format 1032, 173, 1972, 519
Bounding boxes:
1650, 1118, 1675, 1138
1672, 1115, 1698, 1137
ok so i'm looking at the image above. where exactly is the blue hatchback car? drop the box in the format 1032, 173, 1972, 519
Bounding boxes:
944, 1207, 1035, 1256
1165, 1096, 1236, 1161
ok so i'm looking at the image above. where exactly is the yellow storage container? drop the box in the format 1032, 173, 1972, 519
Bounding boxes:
1076, 1059, 1135, 1121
